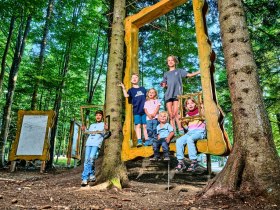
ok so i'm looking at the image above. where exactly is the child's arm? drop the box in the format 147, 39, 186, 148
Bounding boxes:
118, 82, 129, 98
152, 104, 160, 118
186, 70, 200, 78
165, 131, 174, 143
144, 108, 152, 120
104, 123, 108, 131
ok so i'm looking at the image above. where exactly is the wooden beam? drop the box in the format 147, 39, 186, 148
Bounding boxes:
127, 0, 187, 27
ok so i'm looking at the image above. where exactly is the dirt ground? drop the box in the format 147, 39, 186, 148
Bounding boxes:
0, 157, 278, 210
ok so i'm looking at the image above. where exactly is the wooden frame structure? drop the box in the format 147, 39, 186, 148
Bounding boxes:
66, 120, 82, 167
121, 0, 231, 161
9, 110, 55, 172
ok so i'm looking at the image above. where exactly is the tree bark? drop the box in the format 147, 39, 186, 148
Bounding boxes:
0, 16, 15, 93
201, 0, 280, 204
0, 15, 32, 167
100, 0, 128, 187
31, 0, 54, 110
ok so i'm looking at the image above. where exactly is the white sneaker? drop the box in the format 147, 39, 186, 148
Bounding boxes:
81, 180, 88, 187
89, 175, 96, 182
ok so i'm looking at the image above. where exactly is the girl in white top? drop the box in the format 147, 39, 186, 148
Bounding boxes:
144, 88, 161, 146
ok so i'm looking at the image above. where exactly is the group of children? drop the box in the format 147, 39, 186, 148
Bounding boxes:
80, 55, 206, 186
119, 55, 205, 172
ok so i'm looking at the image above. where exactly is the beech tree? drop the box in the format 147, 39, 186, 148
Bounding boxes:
201, 0, 280, 204
99, 0, 129, 187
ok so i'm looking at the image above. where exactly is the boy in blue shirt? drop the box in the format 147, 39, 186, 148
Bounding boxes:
119, 73, 148, 147
81, 110, 108, 187
150, 111, 174, 161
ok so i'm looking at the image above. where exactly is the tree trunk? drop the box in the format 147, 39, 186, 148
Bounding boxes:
31, 0, 54, 110
47, 1, 84, 169
201, 0, 280, 204
99, 0, 128, 188
0, 15, 32, 167
0, 16, 15, 93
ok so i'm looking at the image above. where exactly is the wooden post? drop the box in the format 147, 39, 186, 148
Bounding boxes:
10, 161, 16, 172
40, 161, 46, 173
206, 154, 212, 175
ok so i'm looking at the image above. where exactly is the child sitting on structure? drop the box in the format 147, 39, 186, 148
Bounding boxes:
150, 111, 174, 161
118, 73, 148, 147
144, 88, 161, 146
81, 110, 108, 186
175, 97, 206, 172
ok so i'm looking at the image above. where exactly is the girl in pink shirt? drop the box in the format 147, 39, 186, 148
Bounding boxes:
144, 88, 161, 146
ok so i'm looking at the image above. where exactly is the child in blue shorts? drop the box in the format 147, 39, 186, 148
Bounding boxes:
119, 73, 148, 147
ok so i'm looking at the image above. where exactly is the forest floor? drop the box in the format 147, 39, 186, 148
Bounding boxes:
0, 157, 278, 210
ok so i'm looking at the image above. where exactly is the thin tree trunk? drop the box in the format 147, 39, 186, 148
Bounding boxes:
201, 0, 280, 204
31, 0, 54, 110
100, 0, 128, 187
0, 16, 15, 93
88, 25, 102, 103
90, 40, 107, 101
47, 1, 84, 169
0, 15, 32, 167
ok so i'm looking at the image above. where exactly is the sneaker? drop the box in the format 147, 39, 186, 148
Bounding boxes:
136, 139, 143, 147
149, 156, 159, 161
89, 175, 96, 182
175, 162, 186, 172
81, 180, 88, 187
163, 157, 170, 161
144, 140, 151, 146
178, 129, 185, 136
187, 160, 199, 172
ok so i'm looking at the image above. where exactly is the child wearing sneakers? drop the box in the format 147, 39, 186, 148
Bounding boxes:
144, 88, 161, 146
160, 55, 200, 136
150, 111, 174, 161
175, 97, 206, 172
119, 73, 148, 147
81, 110, 108, 186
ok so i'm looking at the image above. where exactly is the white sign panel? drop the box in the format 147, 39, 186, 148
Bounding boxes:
16, 115, 48, 156
71, 123, 79, 157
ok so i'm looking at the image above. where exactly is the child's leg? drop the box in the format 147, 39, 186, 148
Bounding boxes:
142, 124, 148, 140
173, 100, 183, 131
134, 124, 141, 139
146, 120, 153, 139
152, 141, 160, 158
186, 130, 205, 160
161, 139, 170, 158
152, 119, 158, 140
175, 134, 188, 160
166, 101, 175, 130
89, 146, 99, 178
81, 146, 96, 181
141, 114, 148, 140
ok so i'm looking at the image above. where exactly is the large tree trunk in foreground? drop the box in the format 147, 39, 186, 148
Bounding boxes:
99, 0, 128, 188
201, 0, 280, 204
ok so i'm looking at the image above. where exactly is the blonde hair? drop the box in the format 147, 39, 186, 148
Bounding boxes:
131, 73, 139, 78
166, 55, 179, 65
159, 111, 169, 120
146, 88, 158, 100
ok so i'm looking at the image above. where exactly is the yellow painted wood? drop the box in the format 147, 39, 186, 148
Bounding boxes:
121, 0, 231, 161
192, 0, 231, 155
9, 110, 55, 162
127, 0, 187, 28
122, 0, 188, 161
